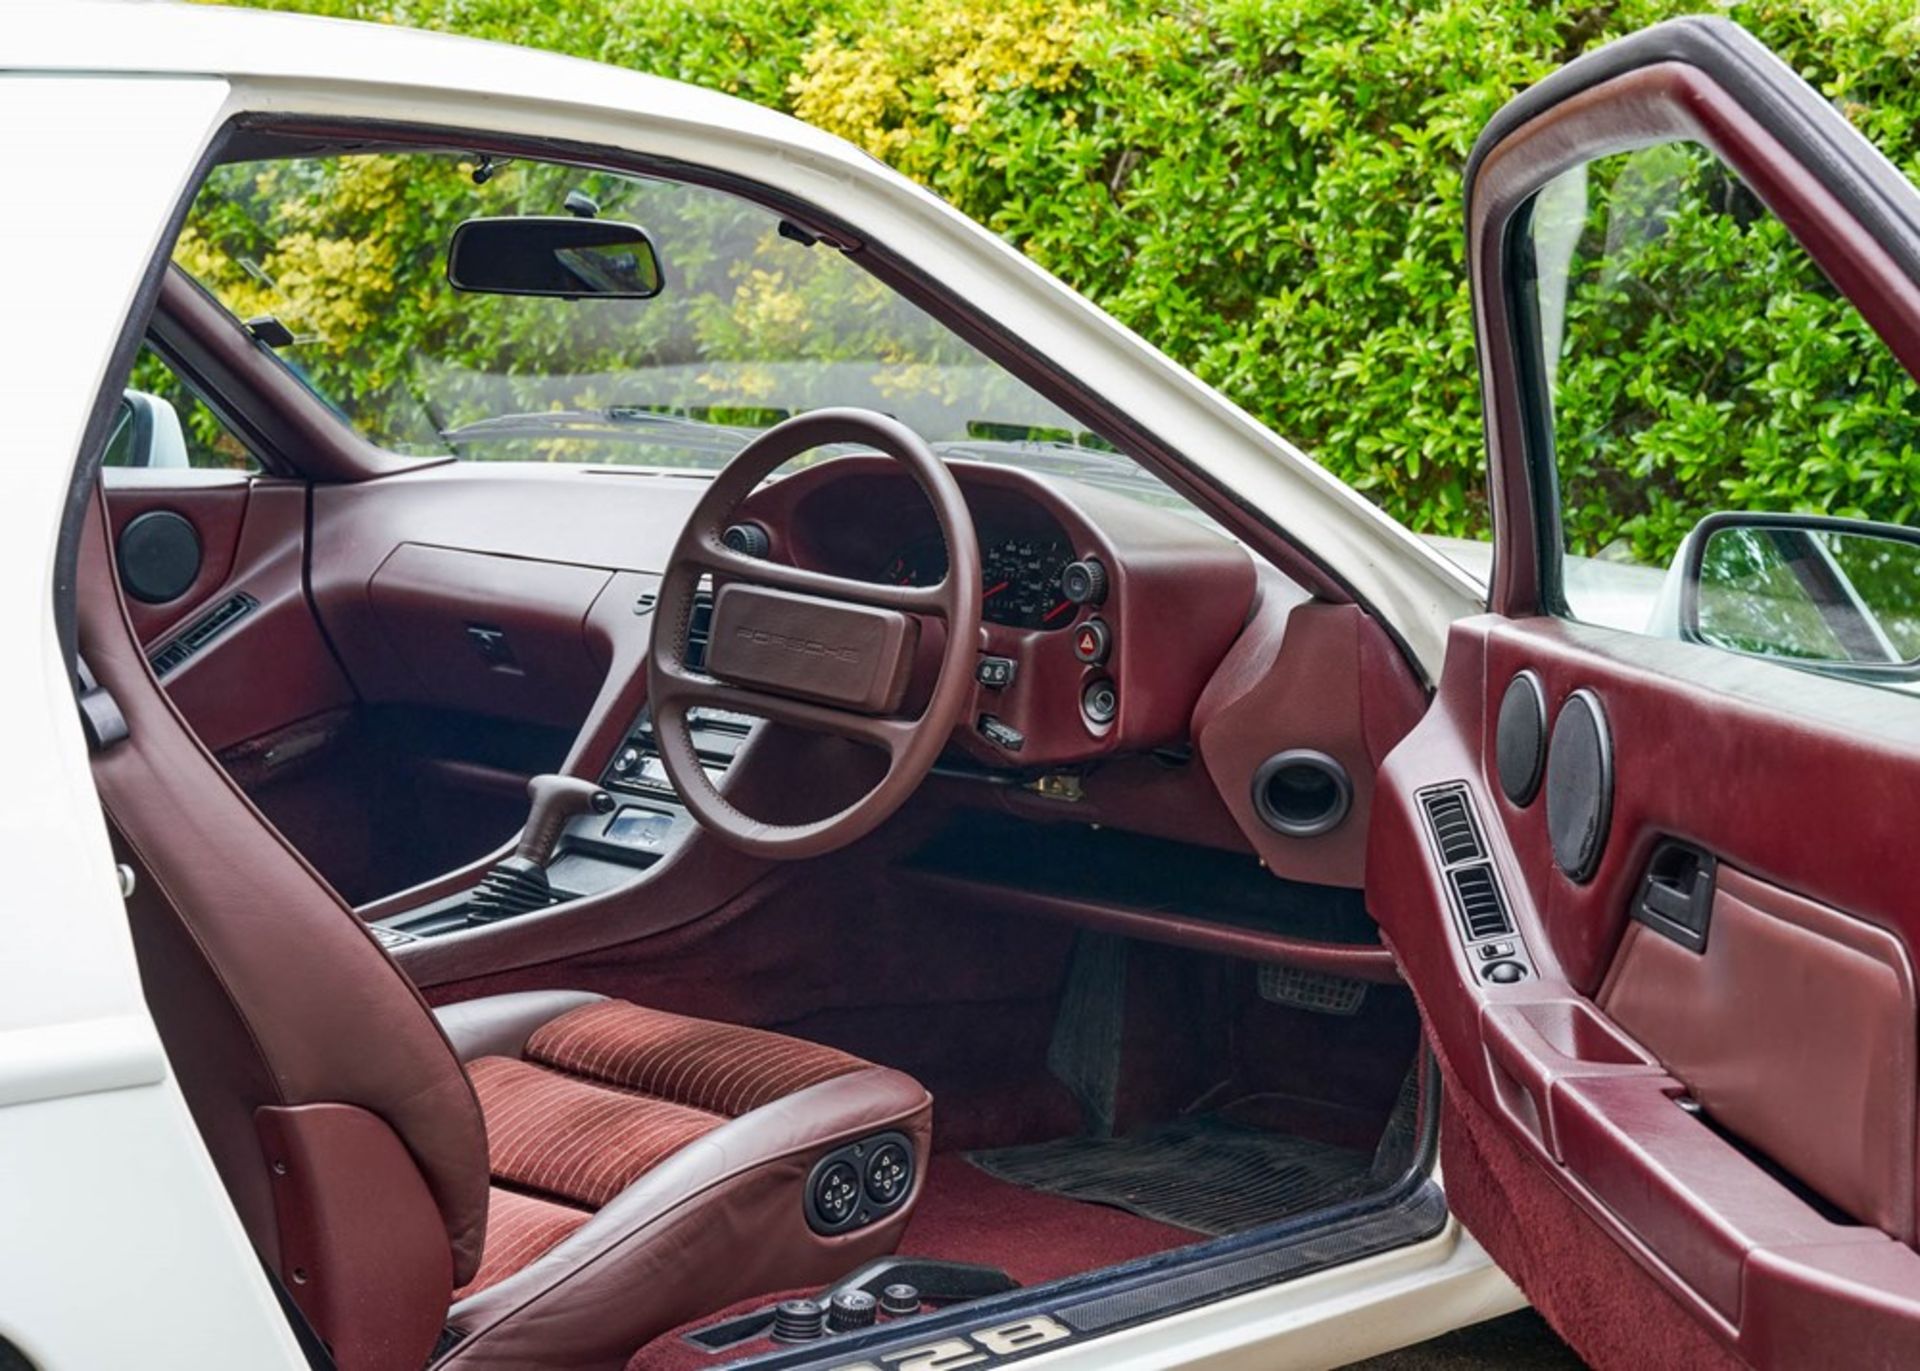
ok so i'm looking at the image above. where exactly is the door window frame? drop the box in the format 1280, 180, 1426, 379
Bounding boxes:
1465, 41, 1920, 620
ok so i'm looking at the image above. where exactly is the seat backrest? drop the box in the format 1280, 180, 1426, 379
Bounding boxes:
75, 491, 490, 1350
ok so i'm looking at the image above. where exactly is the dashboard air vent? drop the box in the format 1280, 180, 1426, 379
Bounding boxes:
1449, 863, 1513, 941
148, 592, 258, 678
1420, 787, 1484, 866
685, 591, 715, 673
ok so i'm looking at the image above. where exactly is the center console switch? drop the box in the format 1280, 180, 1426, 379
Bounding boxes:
604, 705, 748, 800
565, 704, 754, 866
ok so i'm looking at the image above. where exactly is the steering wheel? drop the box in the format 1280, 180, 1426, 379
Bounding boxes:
648, 408, 982, 858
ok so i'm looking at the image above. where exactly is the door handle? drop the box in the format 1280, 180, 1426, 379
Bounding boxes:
1632, 840, 1718, 953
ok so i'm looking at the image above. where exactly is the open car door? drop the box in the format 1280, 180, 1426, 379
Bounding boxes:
1369, 18, 1920, 1369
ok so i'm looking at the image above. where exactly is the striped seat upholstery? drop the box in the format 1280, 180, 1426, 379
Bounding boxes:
454, 1000, 871, 1298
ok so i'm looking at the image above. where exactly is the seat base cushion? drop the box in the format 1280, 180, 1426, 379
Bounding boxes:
433, 994, 932, 1371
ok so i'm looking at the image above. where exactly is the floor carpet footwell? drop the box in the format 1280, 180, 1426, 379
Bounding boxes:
900, 1156, 1197, 1286
969, 1115, 1376, 1236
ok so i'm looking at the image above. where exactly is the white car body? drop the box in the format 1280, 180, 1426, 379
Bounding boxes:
0, 3, 1511, 1367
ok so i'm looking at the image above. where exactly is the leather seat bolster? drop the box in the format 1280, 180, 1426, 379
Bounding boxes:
435, 991, 608, 1063
441, 1066, 932, 1370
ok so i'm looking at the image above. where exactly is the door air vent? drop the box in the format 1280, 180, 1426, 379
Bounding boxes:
148, 592, 258, 678
1448, 863, 1514, 941
1419, 786, 1485, 866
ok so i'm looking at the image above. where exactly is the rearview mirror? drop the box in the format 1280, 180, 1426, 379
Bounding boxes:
1680, 512, 1920, 676
447, 216, 663, 299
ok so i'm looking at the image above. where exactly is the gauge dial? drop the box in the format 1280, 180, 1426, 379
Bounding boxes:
877, 533, 1078, 629
982, 537, 1076, 628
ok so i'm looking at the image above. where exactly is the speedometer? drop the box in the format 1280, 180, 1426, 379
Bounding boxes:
982, 537, 1075, 629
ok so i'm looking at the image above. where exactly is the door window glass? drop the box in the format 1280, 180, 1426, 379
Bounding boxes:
1524, 141, 1920, 659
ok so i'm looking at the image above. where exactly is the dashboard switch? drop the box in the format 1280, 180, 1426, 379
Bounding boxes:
978, 715, 1025, 752
1060, 557, 1109, 606
1072, 618, 1111, 665
975, 655, 1017, 688
720, 522, 771, 557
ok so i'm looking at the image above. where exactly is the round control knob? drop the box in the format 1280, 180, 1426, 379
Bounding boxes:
863, 1140, 912, 1207
879, 1283, 922, 1318
1081, 677, 1118, 727
721, 522, 771, 558
1072, 617, 1111, 666
828, 1290, 878, 1332
1059, 557, 1108, 606
771, 1299, 827, 1342
811, 1160, 861, 1228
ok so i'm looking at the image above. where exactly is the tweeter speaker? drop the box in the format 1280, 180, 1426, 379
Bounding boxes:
1545, 688, 1613, 883
1251, 750, 1352, 838
118, 509, 201, 604
1496, 670, 1548, 807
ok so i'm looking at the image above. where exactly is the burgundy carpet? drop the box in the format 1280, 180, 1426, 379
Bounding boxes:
899, 1154, 1198, 1286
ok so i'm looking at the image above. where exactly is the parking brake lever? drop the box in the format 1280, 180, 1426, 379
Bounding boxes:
470, 775, 615, 923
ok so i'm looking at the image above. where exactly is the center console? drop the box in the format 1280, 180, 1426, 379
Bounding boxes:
369, 704, 753, 945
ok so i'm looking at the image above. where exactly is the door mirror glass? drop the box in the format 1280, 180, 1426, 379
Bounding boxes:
1683, 514, 1920, 673
102, 390, 191, 469
447, 216, 663, 299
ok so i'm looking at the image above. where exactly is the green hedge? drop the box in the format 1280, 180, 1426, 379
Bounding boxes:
208, 0, 1920, 558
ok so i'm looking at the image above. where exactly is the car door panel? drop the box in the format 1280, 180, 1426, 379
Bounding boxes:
1373, 610, 1920, 1364
1599, 866, 1918, 1245
1371, 21, 1920, 1358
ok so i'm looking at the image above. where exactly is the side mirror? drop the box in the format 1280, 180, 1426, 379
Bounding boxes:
447, 216, 663, 299
103, 390, 190, 469
1678, 511, 1920, 676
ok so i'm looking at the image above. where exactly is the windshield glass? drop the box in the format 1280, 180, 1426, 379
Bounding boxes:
175, 150, 1182, 505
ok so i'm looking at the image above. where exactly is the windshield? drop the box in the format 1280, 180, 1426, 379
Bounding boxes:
174, 150, 1183, 505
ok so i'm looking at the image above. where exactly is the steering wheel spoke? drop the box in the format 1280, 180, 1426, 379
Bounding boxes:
698, 541, 948, 617
667, 674, 916, 758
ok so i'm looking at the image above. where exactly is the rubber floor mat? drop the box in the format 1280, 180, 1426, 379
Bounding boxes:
968, 1116, 1376, 1236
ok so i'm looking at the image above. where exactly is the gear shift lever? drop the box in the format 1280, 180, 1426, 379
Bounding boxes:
516, 774, 616, 864
469, 774, 615, 922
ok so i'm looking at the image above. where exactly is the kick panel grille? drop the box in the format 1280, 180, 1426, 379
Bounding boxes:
1419, 787, 1484, 865
1448, 863, 1513, 941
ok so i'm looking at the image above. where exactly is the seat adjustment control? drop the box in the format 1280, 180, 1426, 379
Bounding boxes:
811, 1160, 861, 1228
804, 1131, 917, 1234
864, 1139, 911, 1206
